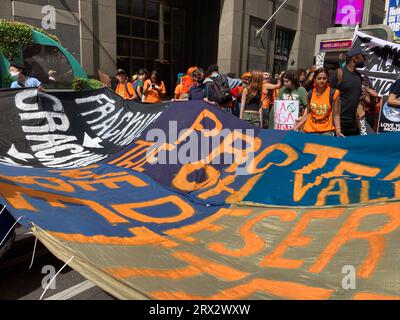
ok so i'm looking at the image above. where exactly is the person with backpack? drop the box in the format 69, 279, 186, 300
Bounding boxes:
143, 70, 166, 103
189, 68, 209, 101
204, 64, 233, 113
329, 47, 367, 136
240, 70, 264, 127
294, 68, 344, 137
115, 69, 136, 100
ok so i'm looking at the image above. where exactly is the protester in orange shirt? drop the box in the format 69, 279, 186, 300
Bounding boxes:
295, 68, 344, 137
176, 67, 196, 100
174, 73, 185, 100
143, 70, 166, 103
115, 69, 136, 100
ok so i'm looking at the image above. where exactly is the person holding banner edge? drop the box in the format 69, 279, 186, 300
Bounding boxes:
294, 68, 344, 137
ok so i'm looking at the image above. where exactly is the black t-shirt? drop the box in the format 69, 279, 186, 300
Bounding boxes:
189, 83, 208, 101
329, 67, 362, 124
245, 93, 262, 111
389, 79, 400, 97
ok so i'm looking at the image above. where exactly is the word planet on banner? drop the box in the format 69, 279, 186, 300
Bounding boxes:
274, 100, 299, 131
378, 96, 400, 133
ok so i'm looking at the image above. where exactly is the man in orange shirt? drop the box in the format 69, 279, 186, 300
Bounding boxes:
115, 69, 136, 100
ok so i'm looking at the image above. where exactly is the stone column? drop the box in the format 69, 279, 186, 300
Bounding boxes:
217, 0, 244, 74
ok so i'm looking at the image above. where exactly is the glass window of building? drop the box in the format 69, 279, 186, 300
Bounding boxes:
116, 0, 174, 77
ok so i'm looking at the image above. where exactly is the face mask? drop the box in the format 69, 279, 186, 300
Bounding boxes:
356, 62, 365, 69
10, 71, 19, 81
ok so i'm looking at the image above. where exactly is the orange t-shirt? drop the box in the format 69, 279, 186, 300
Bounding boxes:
181, 75, 194, 93
304, 88, 340, 133
174, 83, 189, 99
143, 80, 166, 103
116, 82, 136, 100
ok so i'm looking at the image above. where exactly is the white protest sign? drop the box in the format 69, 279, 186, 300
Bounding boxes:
316, 53, 326, 69
274, 100, 299, 131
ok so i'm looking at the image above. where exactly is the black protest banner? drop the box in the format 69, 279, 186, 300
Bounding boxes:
0, 88, 166, 168
378, 96, 400, 133
353, 30, 400, 97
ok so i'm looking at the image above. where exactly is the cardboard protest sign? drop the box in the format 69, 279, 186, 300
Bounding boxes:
274, 100, 299, 130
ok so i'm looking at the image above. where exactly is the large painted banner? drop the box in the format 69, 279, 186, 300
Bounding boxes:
1, 89, 400, 300
352, 30, 400, 97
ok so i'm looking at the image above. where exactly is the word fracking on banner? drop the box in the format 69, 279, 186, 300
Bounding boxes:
0, 88, 165, 168
274, 100, 299, 131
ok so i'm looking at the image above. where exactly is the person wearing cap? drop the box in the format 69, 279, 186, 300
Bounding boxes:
9, 63, 44, 91
115, 69, 136, 100
329, 47, 367, 136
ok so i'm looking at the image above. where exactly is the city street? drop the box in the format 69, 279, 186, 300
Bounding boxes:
0, 227, 115, 300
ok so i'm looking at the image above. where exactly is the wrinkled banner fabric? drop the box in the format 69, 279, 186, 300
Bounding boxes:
0, 88, 400, 300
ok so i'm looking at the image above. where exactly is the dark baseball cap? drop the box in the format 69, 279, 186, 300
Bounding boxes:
347, 47, 367, 58
9, 62, 26, 70
116, 69, 126, 76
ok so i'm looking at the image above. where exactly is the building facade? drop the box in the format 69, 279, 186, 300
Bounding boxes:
0, 0, 389, 92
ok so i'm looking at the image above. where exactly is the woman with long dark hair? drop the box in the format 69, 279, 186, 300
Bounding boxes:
295, 68, 344, 137
240, 70, 264, 127
143, 70, 166, 103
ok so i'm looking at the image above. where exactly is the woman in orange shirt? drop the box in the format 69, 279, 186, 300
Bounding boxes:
143, 71, 166, 103
295, 68, 344, 137
115, 69, 136, 100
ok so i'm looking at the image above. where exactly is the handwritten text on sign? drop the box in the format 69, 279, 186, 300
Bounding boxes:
274, 100, 299, 131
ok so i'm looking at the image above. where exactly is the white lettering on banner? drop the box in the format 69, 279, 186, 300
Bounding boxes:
15, 90, 39, 111
20, 112, 70, 133
359, 119, 368, 136
10, 91, 112, 168
7, 144, 35, 162
0, 157, 33, 168
83, 133, 104, 149
27, 135, 78, 153
9, 91, 162, 168
81, 102, 163, 146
